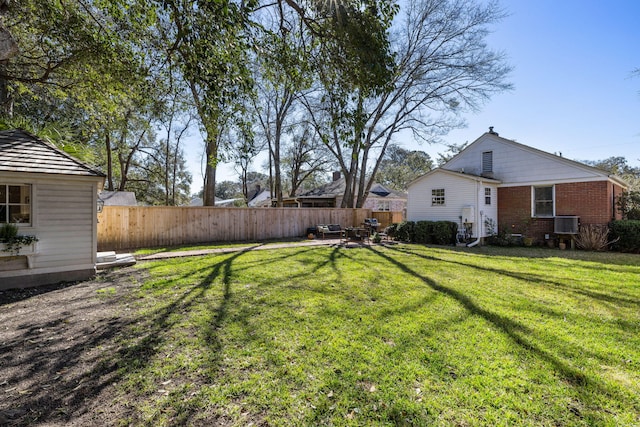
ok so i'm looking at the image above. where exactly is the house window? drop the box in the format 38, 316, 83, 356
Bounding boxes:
482, 151, 493, 174
431, 188, 445, 206
377, 201, 390, 211
484, 187, 491, 205
533, 185, 554, 217
0, 184, 32, 224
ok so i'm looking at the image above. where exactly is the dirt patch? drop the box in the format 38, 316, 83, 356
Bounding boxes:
0, 266, 147, 426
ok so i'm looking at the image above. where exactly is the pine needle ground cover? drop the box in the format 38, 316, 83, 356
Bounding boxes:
114, 245, 639, 426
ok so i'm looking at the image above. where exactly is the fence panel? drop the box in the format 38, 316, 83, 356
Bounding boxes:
370, 211, 404, 229
97, 206, 371, 251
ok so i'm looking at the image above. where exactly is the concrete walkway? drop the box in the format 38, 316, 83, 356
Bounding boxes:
137, 238, 347, 261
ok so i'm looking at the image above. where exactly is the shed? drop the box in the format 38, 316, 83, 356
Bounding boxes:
0, 129, 105, 289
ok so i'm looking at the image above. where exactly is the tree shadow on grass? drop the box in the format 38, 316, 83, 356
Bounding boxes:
395, 245, 640, 309
366, 245, 636, 424
0, 250, 250, 426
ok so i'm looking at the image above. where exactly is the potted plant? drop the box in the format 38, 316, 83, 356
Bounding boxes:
0, 223, 38, 256
519, 214, 534, 246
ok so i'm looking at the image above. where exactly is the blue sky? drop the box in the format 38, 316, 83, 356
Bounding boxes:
427, 0, 640, 168
186, 0, 640, 188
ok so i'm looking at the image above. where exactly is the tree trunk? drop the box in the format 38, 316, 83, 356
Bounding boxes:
105, 133, 114, 191
202, 138, 217, 206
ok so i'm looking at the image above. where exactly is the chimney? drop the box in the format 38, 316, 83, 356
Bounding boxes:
332, 171, 341, 181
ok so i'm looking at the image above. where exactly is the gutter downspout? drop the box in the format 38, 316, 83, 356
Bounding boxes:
467, 180, 483, 247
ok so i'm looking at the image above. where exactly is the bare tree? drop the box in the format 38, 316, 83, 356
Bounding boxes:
304, 0, 512, 207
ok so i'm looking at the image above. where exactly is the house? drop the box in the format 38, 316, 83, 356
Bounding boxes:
407, 128, 627, 245
0, 129, 105, 289
281, 172, 407, 211
99, 190, 137, 206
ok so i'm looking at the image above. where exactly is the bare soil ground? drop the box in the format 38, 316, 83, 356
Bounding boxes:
0, 266, 147, 426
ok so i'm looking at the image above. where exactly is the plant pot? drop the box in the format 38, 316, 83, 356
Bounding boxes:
559, 242, 566, 250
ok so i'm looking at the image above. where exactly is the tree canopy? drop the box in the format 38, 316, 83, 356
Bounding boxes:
0, 0, 512, 207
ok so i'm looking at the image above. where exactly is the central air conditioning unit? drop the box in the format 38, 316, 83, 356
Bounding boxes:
554, 216, 579, 234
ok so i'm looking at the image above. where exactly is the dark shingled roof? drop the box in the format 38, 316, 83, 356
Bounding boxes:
0, 129, 105, 177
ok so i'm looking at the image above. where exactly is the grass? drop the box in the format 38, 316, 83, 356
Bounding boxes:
111, 244, 640, 426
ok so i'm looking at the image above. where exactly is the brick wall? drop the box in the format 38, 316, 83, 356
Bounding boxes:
497, 181, 621, 242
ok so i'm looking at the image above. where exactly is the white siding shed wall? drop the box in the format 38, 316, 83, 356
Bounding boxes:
1, 173, 99, 284
34, 181, 97, 270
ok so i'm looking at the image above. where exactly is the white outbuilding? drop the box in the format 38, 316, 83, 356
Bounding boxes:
0, 129, 105, 289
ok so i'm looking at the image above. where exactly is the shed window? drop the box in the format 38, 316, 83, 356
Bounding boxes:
484, 187, 491, 205
533, 186, 554, 217
482, 151, 493, 174
0, 184, 32, 224
431, 188, 445, 206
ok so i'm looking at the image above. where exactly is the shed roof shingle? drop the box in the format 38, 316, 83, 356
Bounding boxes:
0, 129, 105, 177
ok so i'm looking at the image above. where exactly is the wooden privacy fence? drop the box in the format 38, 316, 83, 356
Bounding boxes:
370, 211, 404, 229
97, 206, 372, 251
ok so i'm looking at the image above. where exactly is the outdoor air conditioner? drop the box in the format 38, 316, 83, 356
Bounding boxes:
554, 216, 579, 234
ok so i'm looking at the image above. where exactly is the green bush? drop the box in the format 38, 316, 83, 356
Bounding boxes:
432, 221, 457, 245
610, 220, 640, 253
395, 221, 415, 242
414, 221, 432, 244
396, 220, 457, 245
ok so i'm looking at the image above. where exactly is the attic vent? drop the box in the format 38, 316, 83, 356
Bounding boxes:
482, 151, 493, 177
554, 216, 579, 234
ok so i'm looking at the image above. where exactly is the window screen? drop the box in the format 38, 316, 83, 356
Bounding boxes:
534, 186, 554, 217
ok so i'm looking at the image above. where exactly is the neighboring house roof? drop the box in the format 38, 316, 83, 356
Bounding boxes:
99, 191, 137, 206
298, 177, 407, 200
248, 189, 271, 207
299, 177, 347, 198
443, 131, 628, 188
189, 196, 243, 207
0, 129, 105, 177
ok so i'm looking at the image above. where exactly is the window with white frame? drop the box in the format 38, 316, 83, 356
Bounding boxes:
431, 188, 445, 206
533, 185, 554, 217
0, 184, 32, 224
376, 201, 390, 211
484, 187, 491, 205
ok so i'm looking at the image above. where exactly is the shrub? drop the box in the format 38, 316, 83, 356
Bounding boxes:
609, 220, 640, 253
414, 221, 432, 244
432, 221, 457, 245
574, 224, 617, 251
395, 221, 415, 242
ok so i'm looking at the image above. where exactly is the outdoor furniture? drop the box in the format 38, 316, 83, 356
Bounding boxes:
363, 218, 379, 234
342, 227, 370, 243
317, 224, 343, 239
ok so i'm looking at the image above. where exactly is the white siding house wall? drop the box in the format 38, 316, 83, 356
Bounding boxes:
407, 170, 499, 238
445, 134, 606, 185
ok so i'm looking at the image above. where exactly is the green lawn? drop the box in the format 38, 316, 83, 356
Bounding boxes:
113, 244, 640, 426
